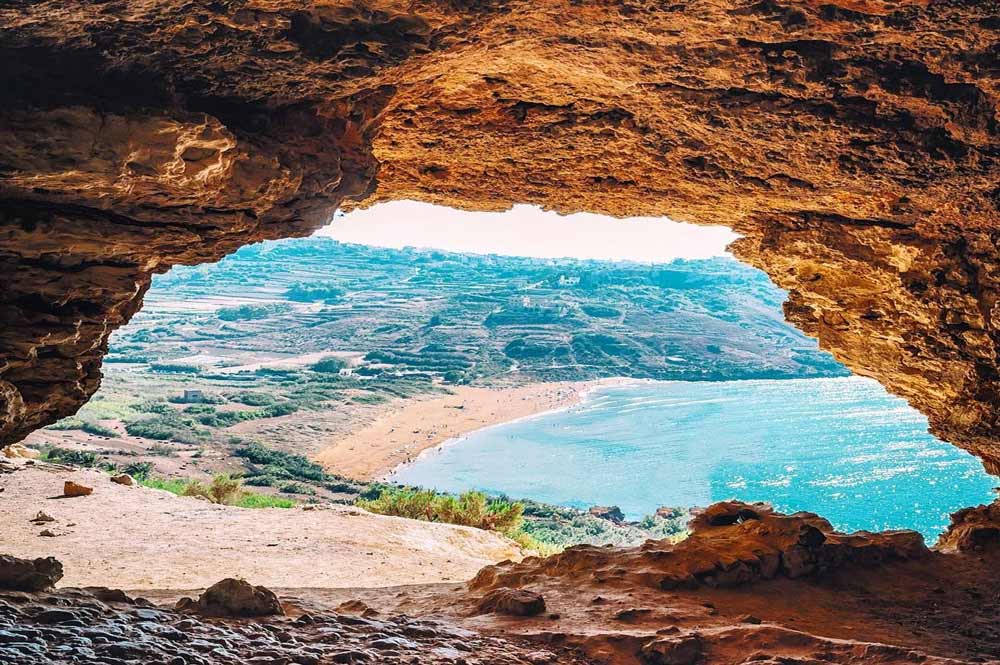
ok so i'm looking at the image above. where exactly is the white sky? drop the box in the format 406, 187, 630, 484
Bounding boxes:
313, 200, 737, 262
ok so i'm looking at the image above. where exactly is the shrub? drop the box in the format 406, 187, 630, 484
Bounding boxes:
46, 419, 118, 438
358, 488, 524, 533
310, 357, 348, 373
227, 391, 276, 407
181, 474, 244, 505
125, 412, 209, 443
217, 303, 290, 321
285, 282, 345, 302
234, 442, 326, 482
121, 461, 153, 481
147, 443, 176, 457
149, 363, 202, 374
42, 447, 98, 467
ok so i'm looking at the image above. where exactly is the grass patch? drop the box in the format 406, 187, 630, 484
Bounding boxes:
45, 418, 119, 438
140, 473, 295, 509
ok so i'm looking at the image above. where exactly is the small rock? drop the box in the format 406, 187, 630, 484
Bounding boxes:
641, 634, 703, 665
741, 614, 762, 624
110, 474, 135, 486
476, 587, 546, 617
38, 529, 60, 537
30, 512, 55, 524
63, 481, 93, 497
613, 607, 652, 621
588, 505, 626, 523
186, 578, 284, 617
34, 609, 79, 625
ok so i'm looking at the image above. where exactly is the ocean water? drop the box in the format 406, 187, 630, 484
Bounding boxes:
389, 377, 997, 540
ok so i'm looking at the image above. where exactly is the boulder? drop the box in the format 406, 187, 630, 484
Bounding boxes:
63, 481, 93, 497
111, 474, 135, 486
181, 578, 283, 617
0, 554, 64, 591
641, 634, 703, 665
476, 587, 546, 617
1, 443, 40, 459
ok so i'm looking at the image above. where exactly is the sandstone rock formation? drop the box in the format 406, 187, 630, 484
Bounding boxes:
475, 587, 547, 617
0, 2, 998, 474
937, 499, 1000, 552
183, 578, 285, 617
0, 554, 63, 591
62, 481, 92, 498
471, 501, 929, 592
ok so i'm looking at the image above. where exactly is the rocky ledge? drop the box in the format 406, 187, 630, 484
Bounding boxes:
0, 1, 998, 473
471, 501, 929, 592
0, 583, 591, 665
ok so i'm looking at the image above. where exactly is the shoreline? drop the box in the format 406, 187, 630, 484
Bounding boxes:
313, 378, 636, 481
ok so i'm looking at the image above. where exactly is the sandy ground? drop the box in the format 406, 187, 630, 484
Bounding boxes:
0, 465, 522, 591
314, 381, 604, 480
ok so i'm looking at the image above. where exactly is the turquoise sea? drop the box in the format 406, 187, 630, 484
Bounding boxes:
389, 377, 996, 540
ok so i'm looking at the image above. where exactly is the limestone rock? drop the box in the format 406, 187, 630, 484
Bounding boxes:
110, 474, 135, 487
2, 443, 39, 459
0, 554, 63, 591
936, 501, 1000, 552
0, 1, 998, 478
472, 501, 929, 593
63, 481, 93, 497
30, 511, 54, 523
476, 588, 546, 617
182, 578, 284, 618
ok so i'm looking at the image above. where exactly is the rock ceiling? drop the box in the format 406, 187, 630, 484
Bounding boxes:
1, 1, 998, 469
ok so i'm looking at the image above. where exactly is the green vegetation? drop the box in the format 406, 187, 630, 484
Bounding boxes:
46, 418, 119, 438
234, 442, 364, 493
41, 446, 98, 467
125, 411, 210, 443
359, 486, 524, 532
217, 303, 290, 321
519, 500, 688, 548
193, 402, 298, 427
310, 356, 348, 373
141, 473, 296, 508
285, 282, 345, 302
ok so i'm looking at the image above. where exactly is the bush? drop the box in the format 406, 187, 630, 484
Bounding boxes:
42, 447, 98, 467
149, 363, 202, 374
182, 474, 244, 505
234, 442, 326, 482
147, 443, 176, 457
227, 391, 275, 406
286, 282, 345, 302
217, 303, 290, 321
358, 487, 524, 533
121, 461, 153, 481
310, 357, 348, 373
125, 412, 209, 443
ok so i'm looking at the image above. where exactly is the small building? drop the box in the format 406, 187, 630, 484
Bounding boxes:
181, 389, 204, 403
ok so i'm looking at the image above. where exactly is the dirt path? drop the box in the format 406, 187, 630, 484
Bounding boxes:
0, 465, 522, 590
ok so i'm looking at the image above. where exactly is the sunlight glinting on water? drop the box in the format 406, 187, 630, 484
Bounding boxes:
390, 376, 996, 540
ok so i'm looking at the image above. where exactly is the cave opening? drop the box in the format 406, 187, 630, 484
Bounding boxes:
3, 1, 1000, 661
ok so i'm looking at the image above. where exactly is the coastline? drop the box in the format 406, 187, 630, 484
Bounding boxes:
313, 378, 633, 481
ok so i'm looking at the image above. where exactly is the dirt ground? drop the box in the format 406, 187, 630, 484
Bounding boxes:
0, 464, 522, 590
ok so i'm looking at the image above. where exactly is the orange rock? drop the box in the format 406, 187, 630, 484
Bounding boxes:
63, 481, 93, 498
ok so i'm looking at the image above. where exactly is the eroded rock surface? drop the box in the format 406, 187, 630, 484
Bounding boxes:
0, 2, 998, 471
472, 501, 928, 592
0, 586, 593, 665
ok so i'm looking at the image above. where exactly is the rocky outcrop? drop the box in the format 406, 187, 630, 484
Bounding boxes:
0, 554, 63, 591
937, 500, 1000, 552
472, 502, 928, 592
476, 587, 547, 617
1, 1, 998, 473
179, 578, 284, 618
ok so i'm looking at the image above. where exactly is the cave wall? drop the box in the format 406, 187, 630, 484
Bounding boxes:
1, 1, 998, 467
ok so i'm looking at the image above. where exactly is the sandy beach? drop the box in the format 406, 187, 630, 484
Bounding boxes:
314, 381, 611, 480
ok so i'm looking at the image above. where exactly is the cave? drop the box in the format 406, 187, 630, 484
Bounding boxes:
2, 1, 1000, 663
